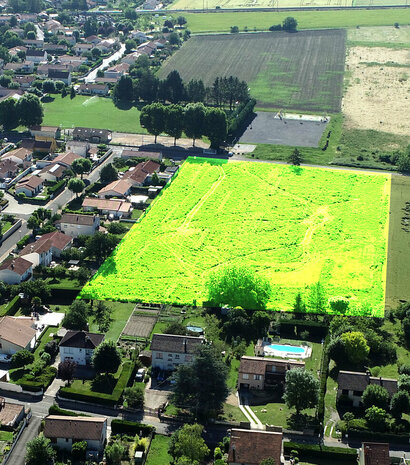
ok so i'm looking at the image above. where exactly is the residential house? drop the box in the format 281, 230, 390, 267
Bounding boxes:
0, 398, 25, 428
23, 39, 44, 48
37, 64, 73, 77
56, 32, 76, 46
121, 51, 142, 65
0, 257, 32, 285
65, 141, 89, 157
1, 148, 32, 168
96, 38, 117, 53
238, 356, 305, 390
19, 238, 53, 267
85, 35, 100, 45
48, 69, 72, 86
103, 62, 129, 79
12, 75, 36, 89
73, 43, 93, 56
18, 13, 38, 23
19, 61, 35, 73
98, 179, 131, 199
0, 316, 37, 354
0, 86, 24, 102
44, 19, 63, 34
38, 231, 72, 258
21, 138, 55, 153
73, 127, 112, 144
95, 76, 118, 86
9, 27, 25, 38
39, 163, 66, 182
150, 333, 204, 371
121, 149, 162, 162
8, 45, 27, 57
59, 330, 104, 365
15, 175, 44, 198
82, 198, 132, 218
337, 371, 398, 407
129, 30, 148, 43
358, 442, 389, 465
30, 126, 61, 140
58, 213, 100, 238
0, 159, 19, 181
52, 151, 82, 167
44, 43, 68, 54
25, 49, 47, 63
78, 83, 109, 96
228, 429, 284, 465
122, 160, 160, 187
44, 416, 107, 454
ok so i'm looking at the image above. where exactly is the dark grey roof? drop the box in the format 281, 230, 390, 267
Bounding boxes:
26, 49, 46, 56
48, 69, 70, 79
337, 370, 398, 396
150, 333, 203, 354
60, 330, 104, 349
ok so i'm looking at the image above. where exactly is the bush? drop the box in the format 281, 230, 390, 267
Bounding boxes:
44, 340, 59, 357
111, 419, 155, 437
362, 384, 390, 410
107, 222, 127, 235
48, 179, 66, 195
72, 440, 87, 461
49, 404, 87, 416
16, 234, 30, 249
283, 442, 357, 462
11, 349, 34, 368
399, 364, 410, 375
1, 295, 20, 316
269, 24, 282, 31
40, 352, 52, 365
124, 385, 144, 409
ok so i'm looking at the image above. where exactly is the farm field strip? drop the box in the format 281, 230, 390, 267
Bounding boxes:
80, 158, 391, 316
181, 9, 410, 34
158, 30, 346, 112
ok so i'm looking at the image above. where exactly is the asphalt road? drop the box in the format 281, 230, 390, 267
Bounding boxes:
6, 416, 41, 465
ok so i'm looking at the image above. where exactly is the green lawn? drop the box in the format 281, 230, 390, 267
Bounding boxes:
182, 9, 410, 34
0, 431, 13, 442
81, 158, 390, 316
223, 402, 247, 422
145, 435, 172, 465
42, 95, 146, 134
88, 301, 135, 342
250, 401, 316, 428
33, 326, 60, 361
45, 277, 82, 290
1, 222, 12, 234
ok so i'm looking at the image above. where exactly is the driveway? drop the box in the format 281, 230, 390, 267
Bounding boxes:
145, 379, 170, 410
6, 416, 41, 465
2, 192, 38, 217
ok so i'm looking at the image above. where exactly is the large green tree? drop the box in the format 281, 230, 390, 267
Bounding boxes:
0, 98, 19, 130
62, 300, 89, 330
184, 103, 206, 146
206, 264, 272, 310
100, 163, 118, 183
72, 158, 92, 179
169, 424, 209, 463
165, 104, 184, 145
283, 368, 319, 415
25, 435, 55, 465
85, 232, 119, 265
67, 177, 85, 198
172, 344, 229, 418
140, 103, 166, 143
390, 390, 410, 419
340, 331, 369, 365
92, 340, 122, 374
17, 93, 43, 127
362, 384, 390, 410
113, 75, 134, 103
204, 107, 227, 148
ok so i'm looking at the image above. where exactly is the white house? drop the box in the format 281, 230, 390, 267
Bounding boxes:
65, 141, 89, 157
58, 213, 100, 238
0, 257, 32, 284
150, 333, 204, 371
98, 179, 131, 199
39, 163, 66, 182
36, 231, 72, 258
44, 416, 107, 454
59, 331, 104, 366
0, 316, 37, 355
82, 198, 132, 219
19, 238, 53, 268
15, 175, 44, 198
73, 43, 93, 56
1, 148, 32, 168
25, 49, 47, 63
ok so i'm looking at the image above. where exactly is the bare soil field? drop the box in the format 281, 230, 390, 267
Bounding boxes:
342, 46, 410, 136
123, 314, 157, 338
159, 30, 346, 113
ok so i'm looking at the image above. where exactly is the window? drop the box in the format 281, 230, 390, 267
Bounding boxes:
254, 375, 261, 380
242, 374, 249, 380
342, 389, 349, 396
175, 354, 180, 359
156, 352, 163, 359
353, 390, 362, 397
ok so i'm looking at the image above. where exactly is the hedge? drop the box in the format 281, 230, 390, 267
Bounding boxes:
59, 361, 134, 406
284, 442, 357, 462
316, 334, 330, 426
227, 98, 256, 140
111, 419, 155, 437
16, 234, 31, 249
49, 404, 89, 417
346, 428, 410, 445
48, 179, 66, 196
19, 366, 57, 391
0, 295, 20, 317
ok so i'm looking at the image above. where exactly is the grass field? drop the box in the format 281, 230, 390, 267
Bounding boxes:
180, 9, 410, 33
88, 301, 135, 341
169, 0, 407, 8
42, 95, 146, 134
347, 25, 410, 48
145, 435, 171, 465
80, 158, 391, 316
159, 30, 346, 112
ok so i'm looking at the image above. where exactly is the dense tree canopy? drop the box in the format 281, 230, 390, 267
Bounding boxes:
92, 340, 122, 374
17, 93, 43, 127
283, 368, 319, 415
169, 424, 210, 463
25, 435, 55, 465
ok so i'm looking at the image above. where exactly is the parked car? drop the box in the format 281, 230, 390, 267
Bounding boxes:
135, 368, 146, 382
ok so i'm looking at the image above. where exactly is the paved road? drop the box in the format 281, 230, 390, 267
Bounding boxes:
84, 44, 126, 83
6, 415, 41, 465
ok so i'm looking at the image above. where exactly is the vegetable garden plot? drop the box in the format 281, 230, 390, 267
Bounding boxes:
122, 314, 157, 339
80, 158, 390, 317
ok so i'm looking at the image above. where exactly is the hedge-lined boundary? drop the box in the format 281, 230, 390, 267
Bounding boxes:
284, 442, 357, 462
346, 428, 410, 445
316, 334, 330, 427
49, 404, 89, 417
227, 98, 256, 140
0, 295, 20, 317
59, 361, 134, 406
111, 419, 155, 437
279, 319, 329, 338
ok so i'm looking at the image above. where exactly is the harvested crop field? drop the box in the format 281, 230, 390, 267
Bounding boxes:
158, 30, 346, 112
342, 46, 410, 136
80, 158, 391, 317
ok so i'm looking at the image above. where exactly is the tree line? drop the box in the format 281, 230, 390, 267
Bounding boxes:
0, 93, 43, 130
114, 58, 249, 108
140, 102, 227, 148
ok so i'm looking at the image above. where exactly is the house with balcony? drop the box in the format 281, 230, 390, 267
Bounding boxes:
238, 356, 305, 391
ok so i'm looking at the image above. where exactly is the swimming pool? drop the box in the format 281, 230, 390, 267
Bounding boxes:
263, 343, 310, 359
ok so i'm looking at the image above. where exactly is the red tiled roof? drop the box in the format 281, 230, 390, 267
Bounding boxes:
16, 175, 43, 191
239, 356, 305, 376
82, 197, 131, 212
363, 442, 390, 465
0, 317, 36, 348
0, 257, 32, 275
44, 416, 106, 441
53, 151, 81, 167
39, 231, 72, 251
98, 179, 131, 196
228, 429, 282, 465
122, 160, 160, 185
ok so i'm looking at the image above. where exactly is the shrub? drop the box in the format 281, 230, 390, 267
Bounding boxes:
11, 349, 34, 368
269, 24, 282, 31
40, 352, 52, 365
362, 384, 390, 410
399, 364, 410, 375
111, 419, 154, 436
124, 385, 144, 410
72, 440, 87, 461
44, 340, 59, 357
214, 447, 222, 459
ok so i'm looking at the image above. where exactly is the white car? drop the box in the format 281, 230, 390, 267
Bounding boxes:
135, 368, 146, 382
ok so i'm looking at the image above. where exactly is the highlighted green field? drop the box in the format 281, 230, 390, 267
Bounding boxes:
80, 158, 390, 316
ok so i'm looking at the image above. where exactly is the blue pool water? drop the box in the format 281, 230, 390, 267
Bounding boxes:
268, 344, 305, 354
186, 325, 203, 333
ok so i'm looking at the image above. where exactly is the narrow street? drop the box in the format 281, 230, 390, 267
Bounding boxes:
84, 44, 126, 83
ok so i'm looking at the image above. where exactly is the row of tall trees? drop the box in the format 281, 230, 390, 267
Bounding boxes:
0, 94, 43, 130
114, 61, 249, 108
140, 102, 227, 148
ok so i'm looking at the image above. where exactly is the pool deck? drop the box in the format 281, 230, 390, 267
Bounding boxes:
262, 343, 312, 360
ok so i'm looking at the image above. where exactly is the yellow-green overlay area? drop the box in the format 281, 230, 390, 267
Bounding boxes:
80, 158, 391, 316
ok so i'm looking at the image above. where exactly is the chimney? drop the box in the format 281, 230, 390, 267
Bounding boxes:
11, 261, 14, 270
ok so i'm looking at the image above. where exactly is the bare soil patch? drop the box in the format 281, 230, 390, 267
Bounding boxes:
342, 46, 410, 136
123, 314, 157, 338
